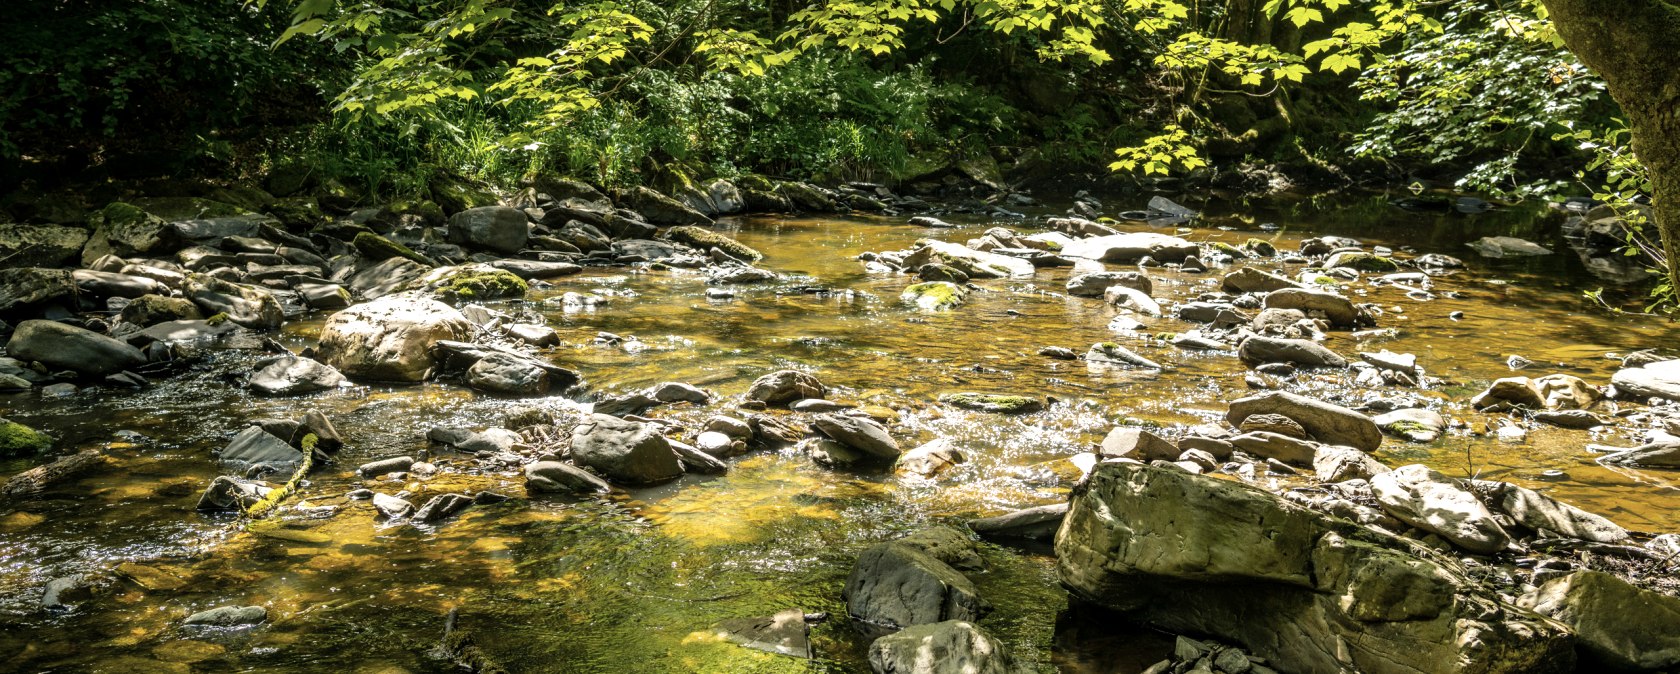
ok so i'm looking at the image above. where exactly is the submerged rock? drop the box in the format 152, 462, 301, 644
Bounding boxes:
868, 620, 1028, 674
713, 608, 812, 659
183, 605, 267, 627
901, 281, 967, 311
1469, 236, 1552, 258
1056, 462, 1573, 674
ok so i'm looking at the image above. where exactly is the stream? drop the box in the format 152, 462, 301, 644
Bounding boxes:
2, 190, 1678, 673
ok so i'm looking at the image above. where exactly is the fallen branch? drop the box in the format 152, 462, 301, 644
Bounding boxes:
1, 450, 106, 500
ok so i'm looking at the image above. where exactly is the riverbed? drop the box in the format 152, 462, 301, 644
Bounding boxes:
2, 190, 1676, 673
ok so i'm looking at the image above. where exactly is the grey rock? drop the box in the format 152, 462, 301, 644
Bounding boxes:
1313, 445, 1390, 483
1611, 359, 1680, 402
1483, 481, 1628, 543
1222, 267, 1304, 294
1374, 408, 1444, 443
570, 414, 683, 484
1263, 288, 1364, 328
217, 426, 302, 473
868, 620, 1028, 674
747, 369, 827, 405
466, 352, 551, 395
196, 476, 273, 511
1371, 465, 1510, 553
249, 355, 345, 396
357, 456, 414, 478
6, 320, 146, 376
1227, 391, 1381, 452
525, 460, 612, 494
1469, 236, 1552, 258
413, 493, 474, 523
812, 413, 900, 458
1086, 342, 1163, 369
1062, 232, 1197, 263
1067, 271, 1152, 298
372, 493, 415, 519
969, 503, 1068, 541
183, 605, 267, 626
1519, 570, 1680, 671
448, 206, 529, 254
843, 541, 986, 633
1100, 427, 1178, 461
315, 295, 471, 382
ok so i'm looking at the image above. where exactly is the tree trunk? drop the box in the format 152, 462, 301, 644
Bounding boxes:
1542, 0, 1680, 304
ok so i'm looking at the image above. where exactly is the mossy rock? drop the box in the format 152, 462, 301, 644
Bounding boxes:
1212, 242, 1248, 259
414, 264, 528, 303
429, 173, 498, 215
119, 294, 203, 327
354, 232, 432, 265
901, 281, 967, 311
665, 226, 762, 262
1244, 238, 1278, 257
1328, 252, 1400, 273
938, 392, 1044, 414
0, 419, 53, 457
384, 199, 447, 227
735, 174, 776, 192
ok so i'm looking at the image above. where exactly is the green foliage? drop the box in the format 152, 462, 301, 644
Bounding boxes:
1110, 125, 1204, 175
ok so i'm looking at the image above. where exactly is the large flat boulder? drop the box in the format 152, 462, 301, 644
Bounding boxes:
1056, 462, 1575, 674
314, 295, 471, 382
1611, 359, 1680, 402
6, 319, 146, 376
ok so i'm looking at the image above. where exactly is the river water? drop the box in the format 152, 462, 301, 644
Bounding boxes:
1, 191, 1676, 673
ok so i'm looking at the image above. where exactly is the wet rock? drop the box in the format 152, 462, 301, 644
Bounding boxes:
1057, 462, 1572, 674
804, 437, 866, 467
897, 438, 965, 477
117, 294, 203, 327
669, 439, 729, 474
570, 414, 683, 484
1105, 285, 1162, 315
694, 430, 741, 457
1262, 288, 1364, 328
843, 539, 986, 633
348, 257, 430, 300
1099, 427, 1178, 461
1086, 342, 1163, 369
1062, 232, 1197, 263
1374, 408, 1445, 443
411, 264, 527, 304
413, 493, 474, 523
1237, 413, 1308, 439
1371, 465, 1510, 553
1227, 391, 1381, 452
1469, 236, 1552, 258
1037, 346, 1078, 360
937, 392, 1042, 414
1169, 333, 1226, 350
183, 605, 267, 627
248, 355, 345, 396
915, 263, 968, 284
1228, 431, 1320, 466
713, 608, 812, 659
704, 416, 752, 441
1325, 251, 1399, 273
749, 414, 805, 447
72, 269, 164, 299
41, 574, 94, 610
665, 225, 761, 262
1533, 409, 1606, 429
1611, 359, 1680, 402
1222, 267, 1304, 294
1473, 374, 1598, 411
1483, 481, 1628, 543
195, 476, 273, 511
901, 240, 1035, 279
487, 259, 582, 280
314, 295, 471, 382
868, 620, 1027, 674
184, 276, 284, 329
968, 503, 1068, 541
812, 413, 900, 459
645, 381, 712, 405
1597, 441, 1680, 468
746, 369, 827, 405
525, 460, 612, 494
0, 267, 76, 317
357, 456, 414, 478
1519, 571, 1680, 671
466, 352, 551, 395
789, 398, 852, 413
901, 281, 966, 311
447, 206, 529, 254
372, 493, 415, 519
7, 319, 146, 376
1066, 271, 1152, 298
217, 426, 303, 473
1313, 445, 1390, 483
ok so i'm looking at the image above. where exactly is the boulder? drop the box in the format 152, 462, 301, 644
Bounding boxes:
1099, 427, 1178, 461
1227, 391, 1381, 451
1314, 444, 1390, 482
185, 276, 284, 329
897, 438, 965, 477
119, 294, 203, 326
0, 418, 53, 457
624, 186, 714, 227
1221, 267, 1304, 294
569, 414, 683, 484
1229, 431, 1321, 466
1375, 408, 1445, 443
812, 413, 900, 459
843, 540, 985, 633
314, 295, 471, 382
81, 203, 173, 264
348, 257, 430, 300
868, 620, 1028, 674
1237, 335, 1347, 369
937, 392, 1042, 414
6, 319, 146, 376
1104, 285, 1161, 315
70, 269, 162, 299
217, 426, 303, 473
248, 355, 345, 396
1371, 465, 1510, 553
901, 282, 966, 311
1611, 359, 1680, 402
447, 206, 529, 254
1519, 570, 1680, 671
0, 224, 88, 269
1066, 271, 1152, 298
1481, 481, 1628, 544
665, 226, 761, 262
1061, 232, 1197, 263
466, 352, 550, 395
0, 268, 76, 315
410, 264, 528, 303
1056, 462, 1574, 674
1469, 236, 1552, 258
1262, 288, 1364, 328
746, 369, 827, 405
525, 461, 612, 494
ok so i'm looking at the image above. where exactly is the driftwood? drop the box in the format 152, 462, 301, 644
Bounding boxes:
1, 450, 106, 500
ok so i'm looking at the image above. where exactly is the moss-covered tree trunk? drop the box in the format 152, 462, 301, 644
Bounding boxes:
1543, 0, 1680, 302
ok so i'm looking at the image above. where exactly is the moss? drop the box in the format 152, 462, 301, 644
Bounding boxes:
1212, 242, 1248, 259
204, 312, 231, 326
901, 281, 966, 311
353, 231, 432, 265
119, 294, 202, 326
665, 225, 763, 262
0, 420, 53, 457
433, 268, 528, 303
1244, 238, 1278, 256
1332, 253, 1400, 273
93, 202, 151, 229
938, 392, 1044, 414
1384, 420, 1434, 438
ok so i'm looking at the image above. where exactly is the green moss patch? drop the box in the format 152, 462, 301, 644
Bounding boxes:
938, 392, 1044, 414
901, 281, 966, 311
354, 231, 432, 265
425, 266, 528, 303
0, 419, 53, 457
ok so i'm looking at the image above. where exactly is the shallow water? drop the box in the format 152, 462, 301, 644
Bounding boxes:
2, 191, 1677, 673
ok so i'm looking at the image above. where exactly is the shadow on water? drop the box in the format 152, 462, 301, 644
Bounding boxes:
1, 190, 1677, 672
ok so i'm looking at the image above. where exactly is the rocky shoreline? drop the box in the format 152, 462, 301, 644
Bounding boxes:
2, 173, 1679, 673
